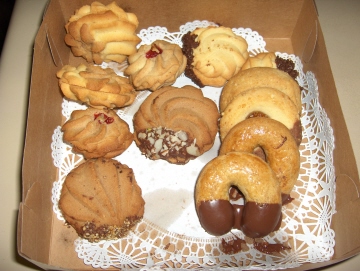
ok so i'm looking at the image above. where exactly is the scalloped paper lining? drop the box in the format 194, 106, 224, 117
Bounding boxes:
51, 21, 335, 270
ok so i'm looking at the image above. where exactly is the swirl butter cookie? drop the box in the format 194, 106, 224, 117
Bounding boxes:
124, 40, 186, 91
62, 108, 133, 159
57, 63, 137, 109
133, 85, 219, 164
65, 1, 141, 64
182, 26, 249, 87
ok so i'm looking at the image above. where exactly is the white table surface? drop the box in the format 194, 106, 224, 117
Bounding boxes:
0, 0, 359, 270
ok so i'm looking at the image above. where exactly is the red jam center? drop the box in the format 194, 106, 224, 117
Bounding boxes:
146, 44, 163, 58
94, 113, 114, 124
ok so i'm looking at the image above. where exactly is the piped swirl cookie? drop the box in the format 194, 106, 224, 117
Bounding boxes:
59, 158, 145, 242
124, 40, 186, 91
62, 108, 133, 159
182, 26, 249, 87
64, 1, 141, 64
57, 63, 137, 109
133, 85, 219, 164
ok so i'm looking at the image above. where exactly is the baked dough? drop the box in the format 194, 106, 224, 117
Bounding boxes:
220, 87, 300, 141
219, 117, 300, 197
240, 52, 277, 71
219, 67, 302, 114
57, 63, 137, 109
195, 152, 282, 237
62, 108, 133, 159
182, 26, 249, 87
133, 85, 219, 164
65, 1, 141, 64
124, 40, 186, 91
59, 158, 145, 242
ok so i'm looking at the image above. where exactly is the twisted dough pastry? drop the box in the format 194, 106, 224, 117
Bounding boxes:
57, 63, 137, 109
124, 40, 186, 91
62, 108, 133, 159
195, 152, 282, 238
219, 118, 300, 199
133, 85, 219, 164
59, 158, 144, 242
219, 67, 302, 114
65, 1, 141, 64
183, 26, 249, 87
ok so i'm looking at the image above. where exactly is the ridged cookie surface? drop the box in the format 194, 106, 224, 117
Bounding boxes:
65, 1, 141, 64
133, 85, 219, 164
62, 108, 133, 159
59, 158, 144, 242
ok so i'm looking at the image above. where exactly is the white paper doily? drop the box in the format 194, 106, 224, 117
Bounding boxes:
50, 21, 335, 270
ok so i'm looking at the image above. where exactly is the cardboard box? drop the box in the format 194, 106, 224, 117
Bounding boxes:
17, 0, 360, 270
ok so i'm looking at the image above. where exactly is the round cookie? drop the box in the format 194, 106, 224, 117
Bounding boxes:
133, 85, 219, 164
219, 87, 301, 144
182, 26, 249, 87
62, 108, 133, 159
124, 40, 186, 91
59, 158, 145, 242
57, 63, 137, 109
219, 117, 300, 200
195, 152, 282, 238
219, 67, 302, 114
240, 52, 277, 71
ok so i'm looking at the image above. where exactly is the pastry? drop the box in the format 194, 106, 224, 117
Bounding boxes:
182, 26, 249, 87
195, 152, 282, 238
59, 158, 145, 242
240, 52, 277, 70
62, 108, 133, 159
133, 85, 219, 164
219, 67, 302, 114
219, 87, 301, 144
219, 117, 300, 203
64, 1, 141, 64
57, 63, 137, 109
124, 40, 186, 91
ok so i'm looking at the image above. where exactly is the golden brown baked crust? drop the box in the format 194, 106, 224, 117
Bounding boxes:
219, 67, 302, 113
219, 87, 300, 141
133, 85, 219, 164
57, 63, 137, 109
59, 158, 145, 242
62, 108, 133, 159
219, 117, 300, 195
124, 40, 186, 91
64, 1, 141, 64
240, 52, 277, 71
184, 26, 249, 87
195, 152, 281, 204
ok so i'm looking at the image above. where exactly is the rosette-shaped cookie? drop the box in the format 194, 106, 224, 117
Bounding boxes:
182, 26, 249, 87
124, 40, 186, 91
241, 52, 277, 71
62, 108, 133, 159
133, 85, 219, 164
64, 1, 141, 64
59, 158, 145, 242
57, 63, 137, 109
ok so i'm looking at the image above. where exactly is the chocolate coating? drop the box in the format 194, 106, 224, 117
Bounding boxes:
241, 201, 282, 238
198, 200, 282, 238
197, 200, 234, 236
